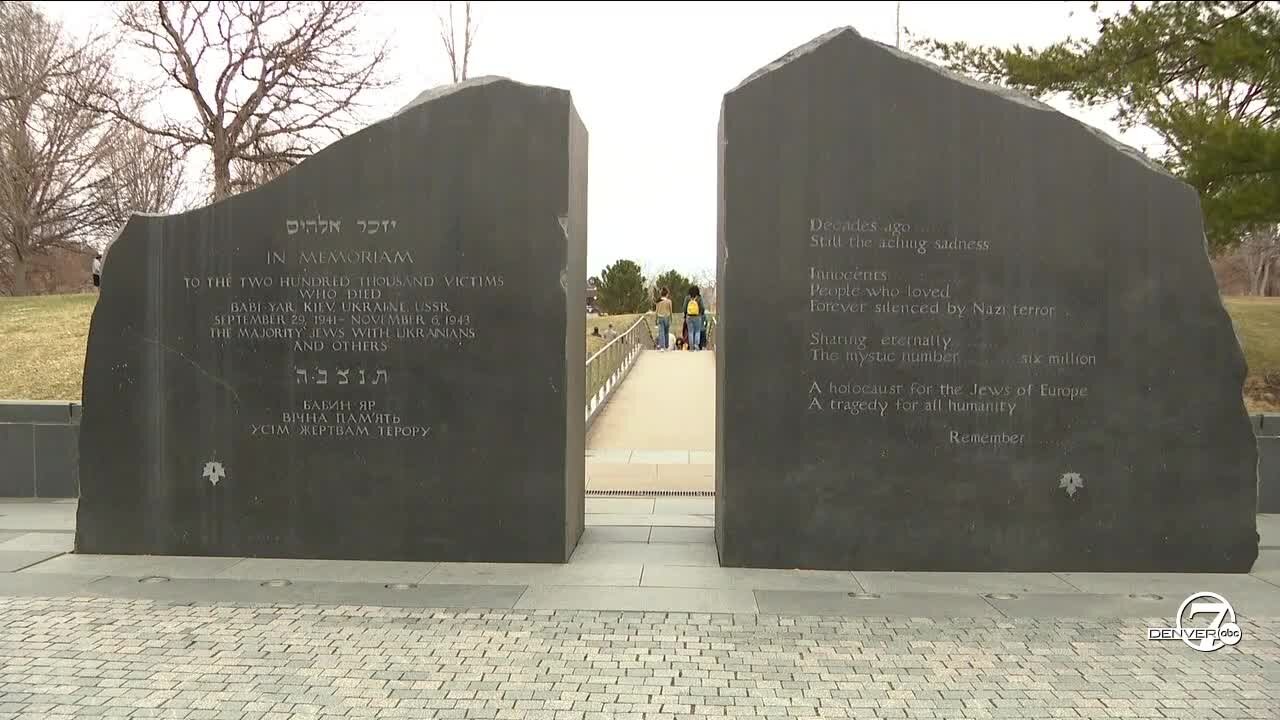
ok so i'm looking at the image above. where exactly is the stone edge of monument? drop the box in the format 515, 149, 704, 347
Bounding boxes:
93, 73, 583, 337
393, 75, 512, 116
99, 75, 577, 243
728, 27, 1187, 189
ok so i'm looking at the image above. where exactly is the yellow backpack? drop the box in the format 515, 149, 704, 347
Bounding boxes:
686, 298, 700, 316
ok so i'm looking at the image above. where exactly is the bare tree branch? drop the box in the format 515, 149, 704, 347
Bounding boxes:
1239, 225, 1280, 296
462, 2, 475, 83
438, 2, 477, 84
439, 3, 458, 83
87, 1, 392, 202
0, 1, 120, 295
96, 126, 185, 229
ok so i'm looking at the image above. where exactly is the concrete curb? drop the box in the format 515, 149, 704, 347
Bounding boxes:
1257, 414, 1280, 514
0, 401, 81, 498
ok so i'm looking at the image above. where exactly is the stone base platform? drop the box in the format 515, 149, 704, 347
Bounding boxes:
2, 499, 1278, 619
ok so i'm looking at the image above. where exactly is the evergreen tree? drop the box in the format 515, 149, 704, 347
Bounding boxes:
597, 259, 648, 314
650, 269, 694, 306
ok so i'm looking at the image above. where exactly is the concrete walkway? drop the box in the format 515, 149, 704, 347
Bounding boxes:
587, 349, 715, 493
3, 500, 1278, 619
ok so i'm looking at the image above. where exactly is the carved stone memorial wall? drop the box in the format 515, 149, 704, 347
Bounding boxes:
77, 78, 588, 563
715, 28, 1260, 572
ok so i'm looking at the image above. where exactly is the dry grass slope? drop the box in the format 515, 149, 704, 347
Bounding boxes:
1228, 297, 1280, 413
586, 313, 643, 356
0, 293, 96, 401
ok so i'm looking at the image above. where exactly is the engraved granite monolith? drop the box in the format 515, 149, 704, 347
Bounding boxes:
715, 28, 1260, 572
78, 77, 587, 562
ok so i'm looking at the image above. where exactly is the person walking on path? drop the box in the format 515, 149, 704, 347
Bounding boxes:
92, 253, 102, 291
685, 285, 705, 351
655, 287, 673, 351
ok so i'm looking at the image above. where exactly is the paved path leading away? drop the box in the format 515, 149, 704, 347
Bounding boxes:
587, 349, 715, 493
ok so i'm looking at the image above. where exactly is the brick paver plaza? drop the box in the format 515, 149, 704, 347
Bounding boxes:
1, 597, 1277, 720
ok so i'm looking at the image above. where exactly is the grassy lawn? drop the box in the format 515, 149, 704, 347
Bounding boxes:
586, 313, 644, 356
0, 293, 97, 401
1228, 297, 1280, 413
2, 293, 1278, 413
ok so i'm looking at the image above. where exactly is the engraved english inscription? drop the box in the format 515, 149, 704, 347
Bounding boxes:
803, 216, 1093, 448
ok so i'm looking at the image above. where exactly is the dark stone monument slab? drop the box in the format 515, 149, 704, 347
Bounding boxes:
715, 28, 1260, 572
78, 77, 587, 563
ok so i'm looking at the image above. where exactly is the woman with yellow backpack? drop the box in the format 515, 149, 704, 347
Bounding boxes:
684, 285, 705, 351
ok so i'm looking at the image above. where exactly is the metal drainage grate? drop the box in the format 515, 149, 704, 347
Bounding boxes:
847, 592, 881, 600
587, 489, 716, 498
385, 583, 417, 591
261, 579, 292, 588
984, 593, 1019, 600
1129, 593, 1164, 601
138, 576, 170, 584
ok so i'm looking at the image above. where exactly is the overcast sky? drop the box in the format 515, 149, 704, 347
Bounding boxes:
42, 1, 1154, 281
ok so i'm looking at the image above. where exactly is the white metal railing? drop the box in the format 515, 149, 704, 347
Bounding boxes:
585, 314, 652, 427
